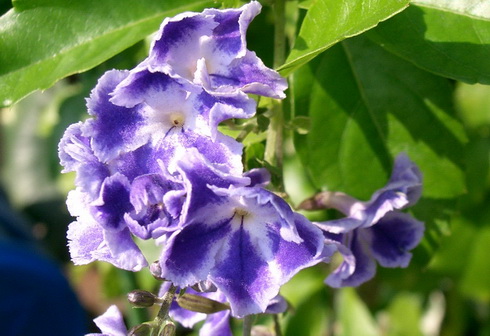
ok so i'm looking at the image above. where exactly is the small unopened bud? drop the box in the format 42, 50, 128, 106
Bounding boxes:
150, 260, 167, 281
128, 322, 154, 336
158, 320, 176, 336
128, 290, 160, 308
177, 293, 230, 314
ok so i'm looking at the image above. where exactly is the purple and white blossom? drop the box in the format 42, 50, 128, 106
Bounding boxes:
311, 153, 425, 287
87, 305, 127, 336
86, 69, 246, 175
156, 150, 332, 317
144, 1, 287, 99
55, 1, 427, 333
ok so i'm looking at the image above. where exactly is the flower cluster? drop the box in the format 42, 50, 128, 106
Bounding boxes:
60, 1, 329, 319
59, 1, 425, 334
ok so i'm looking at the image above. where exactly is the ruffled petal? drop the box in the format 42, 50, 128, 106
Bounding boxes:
160, 217, 233, 287
361, 153, 423, 226
85, 70, 148, 162
272, 213, 326, 280
91, 173, 133, 231
58, 123, 109, 196
126, 173, 183, 239
149, 13, 218, 79
210, 50, 287, 99
369, 211, 424, 268
210, 226, 279, 317
244, 168, 271, 187
325, 231, 376, 288
91, 305, 127, 336
200, 309, 232, 336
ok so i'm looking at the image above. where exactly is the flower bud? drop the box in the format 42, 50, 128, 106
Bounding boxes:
176, 293, 230, 314
128, 322, 154, 336
158, 320, 176, 336
128, 290, 159, 308
150, 260, 167, 281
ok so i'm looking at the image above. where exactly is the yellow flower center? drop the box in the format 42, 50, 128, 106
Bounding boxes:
169, 112, 185, 127
234, 208, 250, 218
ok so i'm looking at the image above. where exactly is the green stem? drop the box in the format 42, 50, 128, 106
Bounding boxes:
155, 283, 177, 322
273, 314, 283, 336
265, 0, 286, 170
242, 315, 255, 336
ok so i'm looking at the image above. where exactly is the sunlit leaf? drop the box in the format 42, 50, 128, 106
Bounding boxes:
367, 3, 490, 84
278, 0, 409, 75
0, 0, 214, 107
293, 35, 467, 200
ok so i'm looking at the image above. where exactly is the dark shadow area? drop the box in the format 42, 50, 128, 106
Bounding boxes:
0, 186, 87, 336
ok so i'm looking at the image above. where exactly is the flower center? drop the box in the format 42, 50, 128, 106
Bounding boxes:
234, 208, 250, 218
169, 112, 185, 127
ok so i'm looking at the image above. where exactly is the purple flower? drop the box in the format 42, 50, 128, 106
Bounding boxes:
156, 150, 331, 317
61, 126, 186, 271
85, 69, 246, 175
312, 153, 425, 287
144, 1, 287, 99
86, 305, 127, 336
66, 183, 149, 272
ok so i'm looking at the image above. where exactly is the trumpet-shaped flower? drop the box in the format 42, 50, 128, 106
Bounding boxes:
311, 154, 425, 287
156, 150, 332, 317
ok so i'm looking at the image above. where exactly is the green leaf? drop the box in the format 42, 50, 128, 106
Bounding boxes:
460, 226, 490, 301
278, 0, 409, 75
0, 0, 214, 107
412, 0, 490, 19
282, 267, 331, 336
428, 215, 477, 276
283, 287, 330, 336
385, 293, 424, 336
336, 288, 379, 336
455, 83, 490, 130
367, 4, 490, 84
292, 35, 467, 200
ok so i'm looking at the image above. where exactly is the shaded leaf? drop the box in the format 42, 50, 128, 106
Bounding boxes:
336, 287, 379, 336
292, 35, 466, 200
278, 0, 409, 75
385, 293, 424, 336
460, 226, 490, 301
0, 0, 214, 107
367, 4, 490, 84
